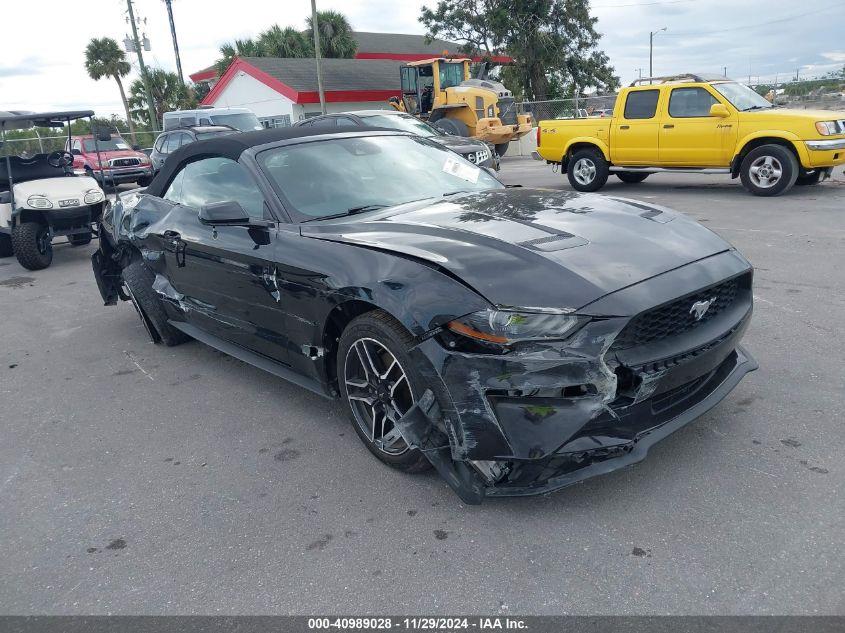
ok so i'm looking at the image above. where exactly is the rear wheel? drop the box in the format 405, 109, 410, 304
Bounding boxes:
795, 170, 822, 186
122, 260, 190, 347
616, 171, 650, 184
68, 232, 92, 246
12, 222, 52, 270
739, 144, 798, 196
0, 233, 12, 257
494, 141, 510, 157
433, 118, 468, 137
337, 310, 431, 473
567, 148, 609, 192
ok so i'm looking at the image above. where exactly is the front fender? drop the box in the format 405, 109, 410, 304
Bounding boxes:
733, 130, 809, 167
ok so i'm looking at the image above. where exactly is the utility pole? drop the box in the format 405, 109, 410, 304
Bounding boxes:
649, 27, 666, 82
723, 66, 727, 78
126, 0, 159, 130
311, 0, 327, 115
163, 0, 184, 86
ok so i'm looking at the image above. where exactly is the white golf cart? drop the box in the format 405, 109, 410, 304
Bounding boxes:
0, 110, 107, 270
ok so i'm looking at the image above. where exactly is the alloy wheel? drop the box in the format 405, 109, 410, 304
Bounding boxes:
343, 337, 414, 455
749, 155, 783, 188
573, 157, 597, 185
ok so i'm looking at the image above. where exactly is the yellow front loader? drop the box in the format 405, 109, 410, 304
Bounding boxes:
388, 57, 533, 156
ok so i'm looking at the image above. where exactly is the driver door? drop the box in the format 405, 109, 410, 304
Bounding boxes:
156, 157, 293, 363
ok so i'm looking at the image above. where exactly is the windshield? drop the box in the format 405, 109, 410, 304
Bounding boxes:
195, 130, 238, 140
83, 138, 130, 152
209, 113, 261, 131
711, 82, 773, 111
259, 135, 502, 220
359, 113, 439, 137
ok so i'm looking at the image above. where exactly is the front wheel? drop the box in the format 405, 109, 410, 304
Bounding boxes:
433, 118, 468, 137
122, 260, 190, 347
337, 310, 431, 473
12, 222, 52, 270
739, 144, 798, 196
567, 149, 609, 192
616, 171, 650, 184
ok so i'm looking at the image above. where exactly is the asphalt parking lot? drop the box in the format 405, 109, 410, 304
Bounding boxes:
1, 159, 843, 615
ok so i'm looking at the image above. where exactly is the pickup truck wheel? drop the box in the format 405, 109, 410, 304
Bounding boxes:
740, 145, 798, 196
0, 233, 12, 257
68, 232, 92, 246
616, 172, 650, 184
12, 222, 52, 270
122, 260, 190, 347
567, 149, 609, 192
795, 171, 821, 186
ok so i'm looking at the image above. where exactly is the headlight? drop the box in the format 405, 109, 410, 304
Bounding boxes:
26, 195, 52, 209
446, 309, 587, 345
815, 121, 837, 136
84, 189, 104, 204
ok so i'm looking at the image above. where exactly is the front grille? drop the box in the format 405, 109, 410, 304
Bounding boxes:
464, 148, 490, 164
498, 97, 517, 125
109, 158, 140, 167
611, 273, 748, 351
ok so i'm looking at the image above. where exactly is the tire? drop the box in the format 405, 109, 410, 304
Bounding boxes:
122, 260, 190, 347
616, 171, 650, 184
337, 310, 433, 473
137, 176, 153, 188
433, 118, 469, 137
68, 232, 92, 246
12, 222, 52, 270
0, 233, 12, 258
795, 170, 822, 186
567, 148, 609, 192
739, 144, 799, 197
494, 141, 510, 157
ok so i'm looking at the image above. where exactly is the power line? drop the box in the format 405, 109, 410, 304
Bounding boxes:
661, 3, 843, 37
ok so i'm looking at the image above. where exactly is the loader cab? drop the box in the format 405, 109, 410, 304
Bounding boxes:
399, 58, 471, 117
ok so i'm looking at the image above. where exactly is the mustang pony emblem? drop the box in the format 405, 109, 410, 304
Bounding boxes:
690, 297, 717, 321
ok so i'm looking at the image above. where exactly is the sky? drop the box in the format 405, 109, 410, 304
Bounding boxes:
1, 0, 843, 121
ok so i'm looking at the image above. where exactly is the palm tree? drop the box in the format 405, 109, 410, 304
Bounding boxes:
84, 37, 137, 144
215, 38, 264, 76
306, 10, 357, 58
128, 69, 193, 128
257, 25, 312, 58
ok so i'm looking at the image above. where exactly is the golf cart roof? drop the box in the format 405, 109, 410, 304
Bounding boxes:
0, 110, 95, 131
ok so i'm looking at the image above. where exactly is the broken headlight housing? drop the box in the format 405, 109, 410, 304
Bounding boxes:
446, 309, 588, 345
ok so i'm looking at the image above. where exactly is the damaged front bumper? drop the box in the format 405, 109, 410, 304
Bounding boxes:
395, 255, 758, 503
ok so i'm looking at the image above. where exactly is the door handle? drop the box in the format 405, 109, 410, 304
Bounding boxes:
163, 230, 182, 241
619, 125, 630, 130
663, 124, 674, 129
162, 230, 186, 267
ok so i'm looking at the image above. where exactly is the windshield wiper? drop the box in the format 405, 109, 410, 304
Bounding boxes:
442, 190, 472, 197
304, 204, 389, 222
742, 105, 771, 111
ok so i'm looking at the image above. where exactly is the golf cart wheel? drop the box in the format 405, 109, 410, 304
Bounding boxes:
494, 141, 510, 157
616, 171, 650, 184
12, 222, 52, 270
68, 232, 92, 246
122, 260, 190, 347
433, 118, 468, 137
795, 170, 822, 186
739, 144, 798, 197
0, 233, 12, 258
337, 310, 432, 473
567, 148, 609, 192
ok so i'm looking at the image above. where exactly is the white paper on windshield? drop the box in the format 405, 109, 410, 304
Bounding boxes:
116, 142, 129, 150
442, 157, 480, 183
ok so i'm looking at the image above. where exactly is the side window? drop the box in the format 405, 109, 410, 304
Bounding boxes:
623, 90, 660, 119
179, 116, 195, 127
163, 169, 185, 203
335, 117, 357, 127
199, 117, 211, 125
72, 140, 82, 152
311, 117, 336, 127
668, 87, 719, 118
176, 132, 191, 148
178, 157, 265, 218
401, 67, 417, 93
154, 135, 167, 152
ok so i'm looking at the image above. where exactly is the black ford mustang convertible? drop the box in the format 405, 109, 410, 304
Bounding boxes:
92, 127, 757, 503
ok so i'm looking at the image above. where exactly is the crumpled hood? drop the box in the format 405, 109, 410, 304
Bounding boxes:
301, 188, 732, 311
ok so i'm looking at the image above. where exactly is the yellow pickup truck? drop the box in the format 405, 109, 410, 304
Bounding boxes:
535, 74, 845, 196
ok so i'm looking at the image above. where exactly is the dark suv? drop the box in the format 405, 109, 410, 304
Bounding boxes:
294, 110, 499, 170
150, 125, 238, 175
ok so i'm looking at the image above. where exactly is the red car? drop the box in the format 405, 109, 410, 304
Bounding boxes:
67, 134, 154, 187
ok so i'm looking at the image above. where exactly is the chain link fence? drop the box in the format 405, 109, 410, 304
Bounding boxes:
518, 95, 618, 121
1, 130, 163, 158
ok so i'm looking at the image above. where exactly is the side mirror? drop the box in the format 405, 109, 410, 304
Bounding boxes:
98, 130, 113, 142
199, 200, 250, 226
71, 148, 82, 156
709, 103, 730, 118
132, 144, 141, 151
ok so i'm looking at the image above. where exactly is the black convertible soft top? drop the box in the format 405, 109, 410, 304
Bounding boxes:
145, 125, 401, 198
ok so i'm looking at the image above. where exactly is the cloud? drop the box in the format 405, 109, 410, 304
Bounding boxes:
821, 51, 845, 63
